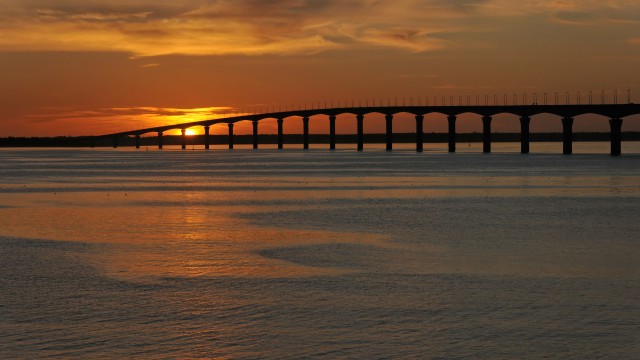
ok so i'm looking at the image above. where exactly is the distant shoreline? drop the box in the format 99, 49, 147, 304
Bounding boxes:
1, 132, 639, 147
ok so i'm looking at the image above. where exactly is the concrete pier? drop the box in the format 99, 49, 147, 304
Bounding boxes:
135, 134, 140, 149
277, 118, 284, 150
329, 115, 336, 150
448, 115, 457, 153
303, 117, 309, 150
415, 115, 424, 152
562, 117, 574, 154
252, 121, 259, 149
228, 123, 234, 149
520, 116, 530, 154
112, 136, 118, 148
357, 114, 364, 151
204, 126, 210, 150
385, 114, 393, 151
158, 132, 163, 150
181, 129, 187, 150
482, 116, 492, 153
609, 118, 623, 156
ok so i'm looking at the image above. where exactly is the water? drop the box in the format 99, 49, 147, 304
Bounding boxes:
1, 143, 639, 359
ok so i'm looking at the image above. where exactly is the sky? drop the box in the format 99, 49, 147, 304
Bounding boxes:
1, 0, 639, 136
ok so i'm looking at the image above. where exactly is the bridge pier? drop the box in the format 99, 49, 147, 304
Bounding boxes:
303, 117, 310, 149
448, 115, 457, 153
329, 115, 336, 150
482, 116, 492, 153
415, 115, 424, 152
252, 121, 259, 149
228, 123, 234, 149
181, 129, 187, 150
204, 126, 210, 150
112, 136, 118, 149
135, 134, 140, 149
158, 131, 163, 150
609, 118, 623, 156
520, 116, 531, 154
386, 114, 393, 151
562, 117, 574, 155
357, 114, 364, 151
277, 118, 284, 150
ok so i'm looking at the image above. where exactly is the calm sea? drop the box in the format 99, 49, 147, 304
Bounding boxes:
1, 143, 639, 359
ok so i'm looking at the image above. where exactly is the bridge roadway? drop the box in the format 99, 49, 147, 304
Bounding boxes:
100, 104, 640, 156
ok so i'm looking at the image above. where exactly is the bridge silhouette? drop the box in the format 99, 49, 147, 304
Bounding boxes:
100, 103, 640, 156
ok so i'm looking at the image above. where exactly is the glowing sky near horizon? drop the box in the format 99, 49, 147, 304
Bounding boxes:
1, 0, 639, 136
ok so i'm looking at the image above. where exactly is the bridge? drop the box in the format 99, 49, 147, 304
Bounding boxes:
99, 103, 640, 156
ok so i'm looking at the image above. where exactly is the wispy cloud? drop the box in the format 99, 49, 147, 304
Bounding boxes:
24, 106, 235, 134
0, 0, 637, 56
0, 0, 477, 56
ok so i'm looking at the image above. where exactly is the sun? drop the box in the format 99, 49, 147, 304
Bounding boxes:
185, 129, 197, 136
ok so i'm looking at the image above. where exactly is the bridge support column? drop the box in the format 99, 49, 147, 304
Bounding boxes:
204, 126, 210, 150
135, 134, 140, 149
562, 117, 574, 155
329, 115, 336, 150
158, 132, 163, 150
520, 116, 531, 154
609, 118, 623, 156
386, 114, 393, 151
482, 116, 492, 153
448, 115, 457, 153
357, 114, 364, 151
228, 123, 234, 149
277, 118, 284, 150
112, 136, 118, 149
415, 115, 424, 152
91, 138, 96, 148
181, 129, 187, 150
303, 117, 309, 150
252, 121, 259, 150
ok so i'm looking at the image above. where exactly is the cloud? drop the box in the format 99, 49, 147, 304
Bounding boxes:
479, 0, 640, 23
0, 0, 472, 56
0, 0, 638, 56
24, 106, 235, 133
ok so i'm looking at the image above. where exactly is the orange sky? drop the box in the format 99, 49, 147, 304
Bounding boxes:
1, 0, 639, 136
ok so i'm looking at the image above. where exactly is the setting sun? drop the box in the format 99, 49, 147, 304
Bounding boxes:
185, 129, 197, 136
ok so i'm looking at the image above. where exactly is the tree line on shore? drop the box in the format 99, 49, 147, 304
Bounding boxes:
1, 132, 639, 147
